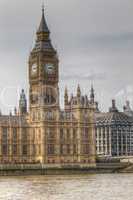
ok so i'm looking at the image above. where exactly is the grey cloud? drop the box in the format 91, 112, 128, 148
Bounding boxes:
0, 0, 133, 113
61, 72, 106, 81
58, 32, 133, 55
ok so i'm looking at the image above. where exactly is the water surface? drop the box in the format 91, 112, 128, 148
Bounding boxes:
0, 174, 133, 200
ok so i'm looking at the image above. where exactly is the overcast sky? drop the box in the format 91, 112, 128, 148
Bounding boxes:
0, 0, 133, 113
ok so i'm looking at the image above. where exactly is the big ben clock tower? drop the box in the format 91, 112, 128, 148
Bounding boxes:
29, 6, 59, 121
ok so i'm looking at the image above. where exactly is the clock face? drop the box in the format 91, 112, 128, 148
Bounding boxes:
31, 63, 37, 75
45, 63, 55, 74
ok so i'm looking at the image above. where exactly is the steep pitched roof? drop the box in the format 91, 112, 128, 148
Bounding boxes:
37, 6, 49, 34
32, 7, 56, 53
95, 111, 133, 126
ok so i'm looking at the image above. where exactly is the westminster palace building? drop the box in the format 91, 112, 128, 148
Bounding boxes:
0, 7, 96, 167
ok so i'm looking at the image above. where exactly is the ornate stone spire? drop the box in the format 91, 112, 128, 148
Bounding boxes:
64, 86, 68, 106
19, 89, 27, 115
90, 84, 95, 104
77, 84, 81, 98
14, 107, 17, 115
9, 111, 12, 116
95, 102, 100, 113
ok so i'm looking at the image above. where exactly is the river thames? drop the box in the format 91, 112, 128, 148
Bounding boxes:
0, 174, 133, 200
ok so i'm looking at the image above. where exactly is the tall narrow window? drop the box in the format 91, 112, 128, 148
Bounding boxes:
47, 128, 54, 139
83, 144, 89, 154
60, 129, 64, 140
67, 144, 70, 154
73, 129, 76, 139
83, 128, 89, 140
13, 128, 17, 143
67, 129, 70, 140
47, 144, 55, 155
2, 127, 8, 143
22, 145, 27, 156
13, 144, 17, 155
22, 129, 27, 142
60, 144, 63, 154
73, 144, 77, 154
2, 128, 8, 156
2, 144, 7, 155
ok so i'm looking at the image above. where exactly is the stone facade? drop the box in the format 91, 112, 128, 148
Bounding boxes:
0, 8, 96, 167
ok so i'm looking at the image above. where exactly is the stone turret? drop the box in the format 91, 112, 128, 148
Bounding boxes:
90, 84, 95, 104
19, 89, 27, 115
14, 107, 17, 115
64, 86, 68, 107
77, 84, 81, 98
95, 102, 100, 113
109, 99, 118, 113
123, 100, 133, 117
